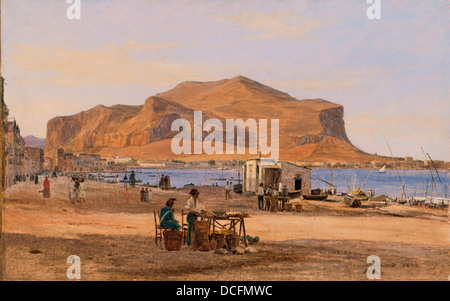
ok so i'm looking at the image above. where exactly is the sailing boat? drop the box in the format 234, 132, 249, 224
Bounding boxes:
379, 165, 386, 173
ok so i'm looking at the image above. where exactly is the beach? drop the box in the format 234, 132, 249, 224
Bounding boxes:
2, 177, 449, 281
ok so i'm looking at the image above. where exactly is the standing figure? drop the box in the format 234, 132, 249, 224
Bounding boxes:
257, 183, 264, 210
225, 181, 232, 200
144, 188, 149, 202
130, 171, 136, 188
125, 187, 129, 203
165, 175, 171, 190
123, 174, 128, 188
80, 178, 86, 203
140, 188, 146, 202
43, 176, 51, 198
159, 174, 165, 189
73, 178, 81, 203
185, 189, 202, 246
148, 188, 153, 203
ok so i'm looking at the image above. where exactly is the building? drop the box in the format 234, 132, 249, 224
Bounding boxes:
137, 160, 165, 168
113, 156, 134, 163
5, 118, 28, 186
242, 158, 311, 194
25, 146, 44, 175
57, 148, 74, 172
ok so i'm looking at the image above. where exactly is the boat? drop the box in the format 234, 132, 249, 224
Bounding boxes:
344, 195, 367, 208
233, 184, 243, 194
379, 165, 386, 173
302, 194, 328, 201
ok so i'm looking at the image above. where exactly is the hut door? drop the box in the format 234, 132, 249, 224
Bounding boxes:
294, 178, 302, 190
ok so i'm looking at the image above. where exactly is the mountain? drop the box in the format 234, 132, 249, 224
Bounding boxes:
45, 76, 374, 163
23, 135, 46, 149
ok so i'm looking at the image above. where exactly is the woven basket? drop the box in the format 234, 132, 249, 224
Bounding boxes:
192, 221, 210, 251
210, 233, 226, 249
284, 203, 293, 211
226, 234, 240, 249
295, 204, 303, 212
163, 230, 182, 251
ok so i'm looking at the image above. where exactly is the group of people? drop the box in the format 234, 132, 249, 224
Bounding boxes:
257, 183, 287, 210
140, 187, 153, 203
122, 171, 137, 188
159, 174, 171, 190
68, 177, 86, 203
159, 188, 202, 246
224, 181, 233, 200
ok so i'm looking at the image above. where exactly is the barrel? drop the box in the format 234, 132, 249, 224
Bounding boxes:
284, 203, 293, 211
192, 221, 210, 251
163, 230, 183, 251
295, 204, 303, 212
226, 234, 240, 249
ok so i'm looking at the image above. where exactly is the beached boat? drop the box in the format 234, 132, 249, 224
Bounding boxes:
302, 194, 328, 201
344, 195, 367, 208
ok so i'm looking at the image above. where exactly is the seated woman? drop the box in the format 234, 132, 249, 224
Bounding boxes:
160, 198, 180, 231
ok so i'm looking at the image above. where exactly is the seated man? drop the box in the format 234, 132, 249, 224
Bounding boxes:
160, 198, 181, 231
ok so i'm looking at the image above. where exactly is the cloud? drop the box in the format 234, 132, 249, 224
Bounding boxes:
211, 11, 324, 40
7, 41, 217, 89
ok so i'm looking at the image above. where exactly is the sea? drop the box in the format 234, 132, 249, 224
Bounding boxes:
98, 168, 449, 198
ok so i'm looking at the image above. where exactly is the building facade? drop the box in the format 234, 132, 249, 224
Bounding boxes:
243, 158, 311, 194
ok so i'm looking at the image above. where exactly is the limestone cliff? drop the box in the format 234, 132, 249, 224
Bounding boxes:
45, 76, 370, 162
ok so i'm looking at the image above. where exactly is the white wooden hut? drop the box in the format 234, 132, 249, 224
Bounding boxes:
242, 158, 311, 194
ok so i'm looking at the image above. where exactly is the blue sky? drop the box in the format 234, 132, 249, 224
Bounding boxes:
2, 0, 449, 160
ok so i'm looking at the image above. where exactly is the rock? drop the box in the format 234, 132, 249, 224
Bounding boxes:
215, 248, 228, 255
245, 247, 258, 253
235, 246, 245, 255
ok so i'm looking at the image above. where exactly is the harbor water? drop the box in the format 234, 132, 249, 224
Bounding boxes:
97, 168, 449, 198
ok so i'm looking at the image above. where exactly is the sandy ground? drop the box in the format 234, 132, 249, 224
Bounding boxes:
2, 177, 449, 281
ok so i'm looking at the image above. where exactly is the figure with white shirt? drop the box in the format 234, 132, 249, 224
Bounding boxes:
185, 188, 202, 246
257, 183, 265, 210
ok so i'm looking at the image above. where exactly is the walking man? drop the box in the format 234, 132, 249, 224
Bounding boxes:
257, 183, 265, 210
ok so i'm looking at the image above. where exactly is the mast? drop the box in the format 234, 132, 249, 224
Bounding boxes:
383, 136, 406, 201
426, 152, 446, 198
420, 145, 438, 193
359, 167, 374, 191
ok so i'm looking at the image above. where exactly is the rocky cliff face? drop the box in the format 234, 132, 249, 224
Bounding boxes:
45, 76, 367, 162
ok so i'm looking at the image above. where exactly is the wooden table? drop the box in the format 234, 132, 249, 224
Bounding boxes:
200, 214, 249, 247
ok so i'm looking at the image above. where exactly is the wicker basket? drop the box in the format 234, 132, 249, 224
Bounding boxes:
284, 203, 293, 211
163, 230, 182, 251
192, 221, 210, 251
210, 233, 226, 249
226, 234, 240, 249
295, 204, 303, 212
269, 205, 277, 212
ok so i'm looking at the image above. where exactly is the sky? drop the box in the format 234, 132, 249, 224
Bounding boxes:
2, 0, 449, 161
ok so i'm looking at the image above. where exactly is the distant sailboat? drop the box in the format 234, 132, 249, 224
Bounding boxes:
379, 165, 386, 173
